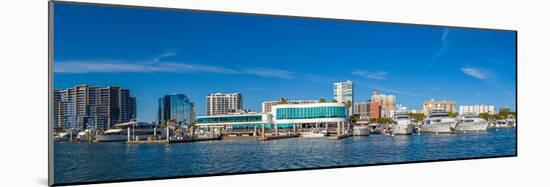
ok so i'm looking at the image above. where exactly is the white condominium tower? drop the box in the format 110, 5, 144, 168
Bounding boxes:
334, 80, 354, 115
206, 93, 243, 116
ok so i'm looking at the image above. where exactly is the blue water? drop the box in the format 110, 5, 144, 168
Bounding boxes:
54, 128, 516, 184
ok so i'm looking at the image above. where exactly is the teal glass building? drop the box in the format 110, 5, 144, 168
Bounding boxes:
157, 94, 195, 125
195, 103, 348, 129
276, 106, 347, 119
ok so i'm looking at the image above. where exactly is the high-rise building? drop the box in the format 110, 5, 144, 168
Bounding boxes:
52, 85, 136, 130
262, 99, 319, 114
353, 100, 370, 120
158, 94, 195, 125
423, 99, 456, 115
334, 80, 354, 115
206, 93, 243, 116
369, 100, 382, 120
459, 105, 495, 115
370, 90, 395, 118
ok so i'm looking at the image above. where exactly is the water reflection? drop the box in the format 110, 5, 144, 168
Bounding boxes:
54, 128, 516, 184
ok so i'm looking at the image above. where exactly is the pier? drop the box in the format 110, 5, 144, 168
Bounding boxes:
127, 136, 222, 144
329, 133, 352, 140
258, 134, 299, 141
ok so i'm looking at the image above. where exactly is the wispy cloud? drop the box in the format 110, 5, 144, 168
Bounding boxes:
56, 51, 297, 80
55, 60, 239, 74
242, 68, 295, 79
460, 67, 514, 99
352, 70, 388, 80
151, 50, 177, 63
432, 28, 449, 60
460, 67, 491, 80
441, 28, 449, 40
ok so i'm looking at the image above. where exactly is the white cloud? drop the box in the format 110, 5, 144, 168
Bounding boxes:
243, 68, 294, 79
55, 60, 239, 74
55, 52, 300, 81
432, 28, 450, 60
352, 69, 388, 80
441, 28, 449, 40
151, 51, 177, 63
461, 67, 489, 80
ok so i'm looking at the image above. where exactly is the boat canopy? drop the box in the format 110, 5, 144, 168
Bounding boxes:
104, 129, 124, 134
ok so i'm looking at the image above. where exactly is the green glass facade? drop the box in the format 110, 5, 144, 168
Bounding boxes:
276, 106, 347, 119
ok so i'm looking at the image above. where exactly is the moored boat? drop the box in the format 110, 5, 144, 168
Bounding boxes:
53, 132, 69, 142
352, 125, 370, 136
454, 113, 488, 132
95, 121, 161, 142
391, 111, 414, 135
300, 129, 327, 138
420, 109, 454, 133
492, 119, 511, 128
77, 128, 96, 141
370, 123, 387, 134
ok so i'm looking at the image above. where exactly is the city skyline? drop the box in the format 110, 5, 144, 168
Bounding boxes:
53, 3, 516, 122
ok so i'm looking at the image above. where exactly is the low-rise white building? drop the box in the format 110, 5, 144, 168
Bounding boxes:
459, 105, 495, 115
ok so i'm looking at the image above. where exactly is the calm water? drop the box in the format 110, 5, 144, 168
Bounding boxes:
54, 128, 516, 184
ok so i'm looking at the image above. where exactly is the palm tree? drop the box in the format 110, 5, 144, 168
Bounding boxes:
349, 115, 358, 125
278, 98, 288, 104
448, 112, 458, 118
331, 99, 338, 103
409, 113, 426, 122
344, 100, 352, 108
319, 98, 326, 103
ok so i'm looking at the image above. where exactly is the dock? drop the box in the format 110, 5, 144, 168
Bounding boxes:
329, 133, 352, 140
258, 134, 299, 141
127, 136, 222, 144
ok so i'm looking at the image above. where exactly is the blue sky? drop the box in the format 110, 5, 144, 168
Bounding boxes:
53, 3, 516, 122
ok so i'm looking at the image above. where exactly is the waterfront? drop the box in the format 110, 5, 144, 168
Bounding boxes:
54, 128, 516, 184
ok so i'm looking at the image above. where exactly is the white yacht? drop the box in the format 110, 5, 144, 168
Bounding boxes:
391, 111, 414, 135
420, 109, 455, 133
506, 115, 517, 128
53, 132, 69, 142
300, 128, 328, 138
95, 121, 161, 142
77, 128, 96, 141
454, 113, 488, 132
370, 123, 386, 134
352, 125, 370, 136
493, 119, 510, 128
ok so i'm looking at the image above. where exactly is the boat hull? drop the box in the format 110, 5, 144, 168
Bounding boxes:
352, 127, 370, 136
300, 131, 326, 138
391, 123, 414, 135
95, 135, 128, 142
454, 121, 488, 132
77, 133, 91, 141
420, 122, 454, 133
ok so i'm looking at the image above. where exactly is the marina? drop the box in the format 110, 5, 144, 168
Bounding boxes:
54, 128, 516, 184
